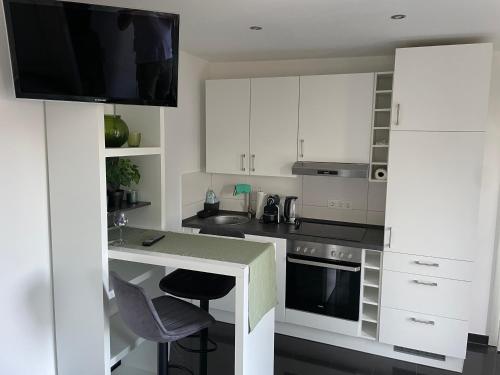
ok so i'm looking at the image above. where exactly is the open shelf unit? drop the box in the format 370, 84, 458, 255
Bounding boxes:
369, 72, 393, 182
108, 201, 151, 215
358, 249, 383, 341
104, 104, 167, 373
108, 259, 159, 299
105, 105, 166, 230
110, 313, 145, 367
45, 101, 168, 375
113, 367, 155, 375
104, 147, 162, 158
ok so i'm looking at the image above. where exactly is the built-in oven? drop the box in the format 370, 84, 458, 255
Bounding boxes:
285, 240, 362, 321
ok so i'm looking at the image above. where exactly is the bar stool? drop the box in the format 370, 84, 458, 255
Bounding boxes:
158, 227, 245, 375
110, 272, 215, 375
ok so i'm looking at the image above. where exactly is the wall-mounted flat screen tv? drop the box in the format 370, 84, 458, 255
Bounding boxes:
3, 0, 179, 107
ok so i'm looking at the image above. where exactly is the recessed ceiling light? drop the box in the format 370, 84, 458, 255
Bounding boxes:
249, 26, 263, 31
391, 14, 406, 20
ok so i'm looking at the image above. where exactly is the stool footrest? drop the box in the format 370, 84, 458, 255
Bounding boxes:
176, 337, 218, 354
169, 364, 194, 375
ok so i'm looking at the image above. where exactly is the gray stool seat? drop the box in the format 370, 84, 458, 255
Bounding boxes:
110, 271, 215, 375
152, 296, 214, 341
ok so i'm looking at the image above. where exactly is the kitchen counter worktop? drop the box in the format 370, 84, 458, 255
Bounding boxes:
183, 212, 385, 251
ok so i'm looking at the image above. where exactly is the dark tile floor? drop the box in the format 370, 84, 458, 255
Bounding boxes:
170, 322, 500, 375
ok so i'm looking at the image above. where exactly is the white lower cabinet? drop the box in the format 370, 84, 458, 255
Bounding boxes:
381, 270, 471, 321
382, 252, 473, 281
379, 307, 468, 359
380, 251, 472, 359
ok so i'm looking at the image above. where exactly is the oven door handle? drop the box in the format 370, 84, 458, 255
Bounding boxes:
287, 256, 361, 272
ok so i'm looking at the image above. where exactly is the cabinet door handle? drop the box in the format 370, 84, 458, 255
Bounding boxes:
414, 260, 440, 268
241, 154, 246, 172
300, 139, 305, 158
385, 227, 392, 248
409, 317, 435, 326
251, 154, 256, 172
412, 280, 438, 287
394, 103, 400, 126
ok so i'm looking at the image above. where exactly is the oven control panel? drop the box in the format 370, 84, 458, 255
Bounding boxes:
287, 240, 362, 263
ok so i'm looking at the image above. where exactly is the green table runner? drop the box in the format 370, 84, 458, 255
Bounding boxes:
111, 227, 277, 332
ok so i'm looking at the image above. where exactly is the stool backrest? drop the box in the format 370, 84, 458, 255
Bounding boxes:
199, 226, 245, 239
110, 271, 166, 342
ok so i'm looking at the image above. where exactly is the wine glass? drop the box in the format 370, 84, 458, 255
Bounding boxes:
111, 212, 128, 246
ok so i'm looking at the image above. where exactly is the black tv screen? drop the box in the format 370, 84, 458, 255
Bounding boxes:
3, 0, 179, 107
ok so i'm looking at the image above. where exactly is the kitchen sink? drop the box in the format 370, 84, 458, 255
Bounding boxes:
204, 215, 250, 225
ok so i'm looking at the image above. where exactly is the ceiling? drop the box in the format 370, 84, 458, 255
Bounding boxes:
76, 0, 500, 61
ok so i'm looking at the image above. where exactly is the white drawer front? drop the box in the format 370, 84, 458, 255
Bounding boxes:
383, 251, 473, 281
381, 270, 470, 320
379, 307, 468, 359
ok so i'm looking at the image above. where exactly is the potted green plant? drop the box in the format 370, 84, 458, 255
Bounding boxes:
106, 158, 141, 209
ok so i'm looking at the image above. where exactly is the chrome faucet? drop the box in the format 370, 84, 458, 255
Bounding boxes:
233, 184, 253, 218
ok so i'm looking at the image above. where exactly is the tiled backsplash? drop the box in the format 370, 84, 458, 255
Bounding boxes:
182, 171, 386, 225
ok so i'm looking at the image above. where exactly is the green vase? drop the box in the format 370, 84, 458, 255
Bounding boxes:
104, 115, 129, 148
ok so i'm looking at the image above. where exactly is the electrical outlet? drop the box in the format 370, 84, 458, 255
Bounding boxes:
328, 200, 352, 209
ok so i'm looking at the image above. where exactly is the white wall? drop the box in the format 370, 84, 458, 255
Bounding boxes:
165, 51, 209, 230
484, 52, 500, 343
208, 55, 395, 78
0, 3, 56, 374
182, 172, 387, 225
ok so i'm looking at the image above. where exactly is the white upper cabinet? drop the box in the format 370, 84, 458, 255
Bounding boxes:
298, 73, 374, 163
250, 77, 299, 177
391, 43, 493, 131
206, 79, 250, 175
385, 131, 484, 261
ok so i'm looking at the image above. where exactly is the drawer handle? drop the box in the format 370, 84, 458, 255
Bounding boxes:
409, 317, 435, 326
414, 260, 440, 267
412, 280, 438, 287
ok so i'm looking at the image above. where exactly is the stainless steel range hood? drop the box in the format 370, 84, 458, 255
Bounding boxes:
292, 161, 369, 178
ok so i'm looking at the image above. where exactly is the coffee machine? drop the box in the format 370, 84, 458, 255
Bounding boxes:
262, 195, 281, 224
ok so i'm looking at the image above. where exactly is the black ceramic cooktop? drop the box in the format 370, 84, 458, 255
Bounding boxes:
294, 221, 366, 242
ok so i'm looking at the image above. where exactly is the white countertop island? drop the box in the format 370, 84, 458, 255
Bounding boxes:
109, 228, 276, 375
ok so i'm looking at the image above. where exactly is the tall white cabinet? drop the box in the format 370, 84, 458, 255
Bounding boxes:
391, 43, 492, 132
384, 131, 484, 261
206, 77, 299, 177
298, 73, 374, 163
380, 43, 493, 367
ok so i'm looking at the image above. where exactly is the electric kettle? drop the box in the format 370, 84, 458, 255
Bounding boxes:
284, 196, 298, 224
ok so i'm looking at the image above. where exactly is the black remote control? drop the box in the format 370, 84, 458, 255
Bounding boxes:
142, 234, 165, 247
